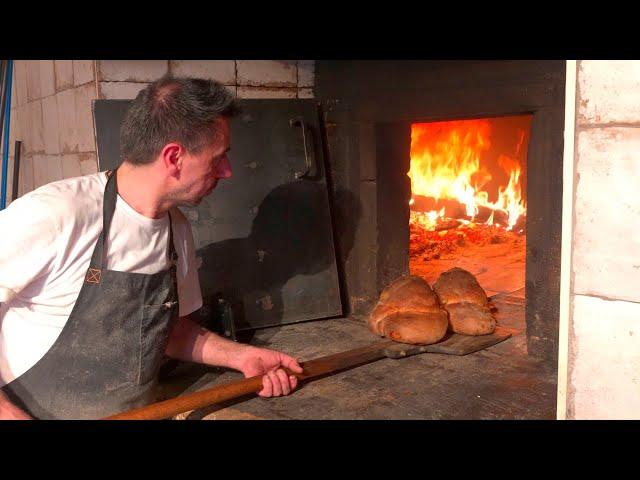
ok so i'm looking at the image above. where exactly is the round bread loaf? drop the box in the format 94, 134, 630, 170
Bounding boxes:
380, 310, 449, 345
378, 275, 441, 310
368, 275, 448, 345
433, 267, 496, 335
445, 302, 496, 335
433, 267, 488, 307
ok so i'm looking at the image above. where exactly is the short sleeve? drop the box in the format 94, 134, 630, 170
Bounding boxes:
0, 193, 61, 304
171, 209, 203, 317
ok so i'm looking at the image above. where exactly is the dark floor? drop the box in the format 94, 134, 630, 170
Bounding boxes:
158, 292, 557, 420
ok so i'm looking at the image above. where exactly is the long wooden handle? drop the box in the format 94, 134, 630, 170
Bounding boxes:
104, 339, 396, 420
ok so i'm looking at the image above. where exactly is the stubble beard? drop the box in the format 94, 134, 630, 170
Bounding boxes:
165, 186, 203, 209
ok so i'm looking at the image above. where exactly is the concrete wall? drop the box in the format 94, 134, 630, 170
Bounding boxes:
563, 61, 640, 419
2, 60, 315, 205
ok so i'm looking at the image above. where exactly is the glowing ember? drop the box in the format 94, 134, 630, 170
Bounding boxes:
408, 119, 527, 231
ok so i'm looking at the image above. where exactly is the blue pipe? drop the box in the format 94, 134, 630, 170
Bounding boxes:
1, 59, 13, 210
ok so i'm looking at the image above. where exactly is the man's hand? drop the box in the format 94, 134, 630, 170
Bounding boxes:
235, 346, 304, 397
165, 316, 304, 398
0, 392, 33, 420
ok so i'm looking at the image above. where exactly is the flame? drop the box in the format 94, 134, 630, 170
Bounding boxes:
410, 208, 446, 231
408, 119, 526, 230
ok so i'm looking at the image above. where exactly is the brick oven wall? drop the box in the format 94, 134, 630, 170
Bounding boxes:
316, 60, 566, 362
2, 60, 314, 203
563, 61, 640, 419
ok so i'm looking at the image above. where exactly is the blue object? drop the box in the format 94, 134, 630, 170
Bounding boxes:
1, 59, 14, 210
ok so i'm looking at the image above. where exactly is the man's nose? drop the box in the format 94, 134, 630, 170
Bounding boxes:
216, 156, 232, 179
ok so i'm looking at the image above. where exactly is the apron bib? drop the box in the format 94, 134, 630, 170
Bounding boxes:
2, 170, 180, 419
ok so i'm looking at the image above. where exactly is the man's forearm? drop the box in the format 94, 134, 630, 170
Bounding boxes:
164, 315, 250, 370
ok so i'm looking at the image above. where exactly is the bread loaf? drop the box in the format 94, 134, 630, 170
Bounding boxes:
368, 276, 448, 345
433, 268, 496, 335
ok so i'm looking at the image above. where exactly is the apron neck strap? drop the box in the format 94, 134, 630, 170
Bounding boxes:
90, 169, 178, 270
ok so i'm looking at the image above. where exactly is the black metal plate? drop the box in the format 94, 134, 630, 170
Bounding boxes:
93, 98, 342, 332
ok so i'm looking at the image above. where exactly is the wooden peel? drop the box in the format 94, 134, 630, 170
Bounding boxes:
104, 340, 396, 420
103, 326, 511, 420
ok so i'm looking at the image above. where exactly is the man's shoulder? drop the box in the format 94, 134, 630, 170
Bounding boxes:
23, 172, 105, 206
13, 172, 106, 225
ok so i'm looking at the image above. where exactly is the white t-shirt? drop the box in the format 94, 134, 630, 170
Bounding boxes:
0, 172, 203, 385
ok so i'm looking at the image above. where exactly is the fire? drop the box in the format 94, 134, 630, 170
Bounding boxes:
408, 119, 526, 230
410, 207, 446, 231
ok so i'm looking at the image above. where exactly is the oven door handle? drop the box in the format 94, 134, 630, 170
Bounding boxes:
290, 117, 313, 179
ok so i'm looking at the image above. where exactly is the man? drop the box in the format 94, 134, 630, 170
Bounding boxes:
0, 75, 302, 420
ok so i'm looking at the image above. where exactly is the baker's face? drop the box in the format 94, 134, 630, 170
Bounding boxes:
178, 118, 232, 206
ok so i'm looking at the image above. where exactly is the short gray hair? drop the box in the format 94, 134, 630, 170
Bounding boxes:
120, 74, 239, 165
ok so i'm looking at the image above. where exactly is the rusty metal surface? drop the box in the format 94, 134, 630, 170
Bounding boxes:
191, 100, 342, 331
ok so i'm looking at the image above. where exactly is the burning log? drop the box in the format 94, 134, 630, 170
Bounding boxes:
412, 195, 519, 230
513, 214, 526, 233
433, 219, 461, 231
409, 194, 437, 212
473, 206, 509, 226
410, 195, 467, 219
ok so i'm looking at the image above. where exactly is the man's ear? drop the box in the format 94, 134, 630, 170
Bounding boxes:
161, 143, 183, 176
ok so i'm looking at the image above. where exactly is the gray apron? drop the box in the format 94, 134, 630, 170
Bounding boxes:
1, 170, 179, 419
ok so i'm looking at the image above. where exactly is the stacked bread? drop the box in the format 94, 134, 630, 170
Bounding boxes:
433, 267, 496, 336
368, 268, 496, 345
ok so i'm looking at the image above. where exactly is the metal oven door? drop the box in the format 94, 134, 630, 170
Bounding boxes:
93, 98, 342, 335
